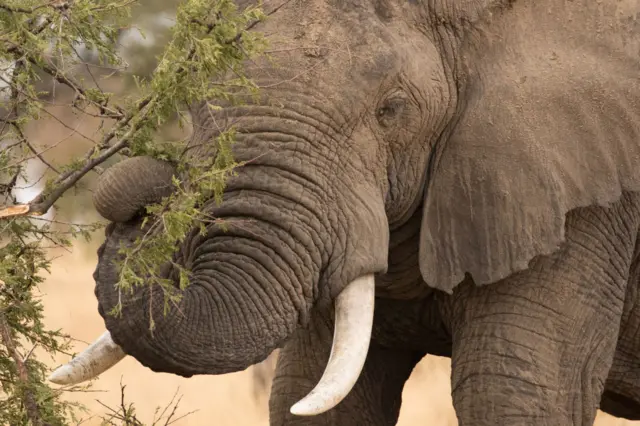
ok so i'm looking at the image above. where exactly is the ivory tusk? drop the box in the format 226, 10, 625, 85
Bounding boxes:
48, 331, 126, 385
289, 274, 375, 416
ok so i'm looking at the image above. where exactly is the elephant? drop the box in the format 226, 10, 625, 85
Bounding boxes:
601, 260, 640, 420
46, 0, 640, 424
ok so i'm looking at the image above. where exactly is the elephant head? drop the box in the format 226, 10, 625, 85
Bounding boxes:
49, 0, 640, 420
49, 0, 453, 415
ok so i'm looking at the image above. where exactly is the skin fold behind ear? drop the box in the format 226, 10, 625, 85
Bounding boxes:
419, 1, 640, 292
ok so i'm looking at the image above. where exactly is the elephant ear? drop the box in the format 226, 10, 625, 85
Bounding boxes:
419, 30, 640, 293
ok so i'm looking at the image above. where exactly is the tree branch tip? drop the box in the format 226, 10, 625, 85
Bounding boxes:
0, 204, 31, 219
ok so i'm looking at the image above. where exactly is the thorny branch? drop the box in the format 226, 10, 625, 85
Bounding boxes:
0, 0, 273, 423
0, 313, 48, 426
0, 165, 21, 203
0, 3, 34, 14
0, 2, 269, 220
0, 277, 51, 426
3, 41, 124, 119
0, 1, 65, 15
12, 123, 60, 174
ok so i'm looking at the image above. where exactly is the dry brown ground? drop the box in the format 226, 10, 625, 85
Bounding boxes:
37, 246, 638, 426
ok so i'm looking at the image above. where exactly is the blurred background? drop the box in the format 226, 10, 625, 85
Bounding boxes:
14, 1, 637, 423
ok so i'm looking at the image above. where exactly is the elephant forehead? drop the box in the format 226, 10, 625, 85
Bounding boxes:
236, 0, 421, 89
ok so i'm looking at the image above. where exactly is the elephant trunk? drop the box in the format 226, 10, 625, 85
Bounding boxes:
88, 190, 318, 376
50, 152, 389, 415
92, 156, 176, 223
50, 274, 376, 417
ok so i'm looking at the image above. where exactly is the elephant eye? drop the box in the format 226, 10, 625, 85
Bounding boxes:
376, 97, 407, 127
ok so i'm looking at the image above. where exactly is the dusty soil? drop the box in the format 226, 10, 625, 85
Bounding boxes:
38, 245, 637, 425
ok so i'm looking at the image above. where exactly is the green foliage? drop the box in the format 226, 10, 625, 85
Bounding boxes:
0, 227, 84, 425
0, 0, 266, 423
110, 0, 267, 325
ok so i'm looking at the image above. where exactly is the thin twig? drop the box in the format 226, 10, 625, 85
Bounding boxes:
0, 133, 68, 173
0, 0, 63, 14
11, 124, 60, 173
26, 102, 154, 215
0, 2, 32, 14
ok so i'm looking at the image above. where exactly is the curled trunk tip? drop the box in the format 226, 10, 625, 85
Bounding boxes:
93, 156, 176, 223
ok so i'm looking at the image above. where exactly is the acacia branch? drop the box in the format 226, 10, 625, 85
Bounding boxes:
0, 1, 66, 14
31, 57, 125, 119
0, 166, 21, 203
0, 2, 277, 221
0, 2, 32, 14
0, 90, 154, 219
29, 101, 155, 213
0, 87, 154, 218
0, 310, 49, 426
3, 42, 124, 119
12, 124, 60, 174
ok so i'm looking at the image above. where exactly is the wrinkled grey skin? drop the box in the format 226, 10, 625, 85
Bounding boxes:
88, 1, 640, 425
602, 266, 640, 421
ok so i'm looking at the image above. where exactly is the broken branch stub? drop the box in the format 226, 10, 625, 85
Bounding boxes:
0, 205, 31, 219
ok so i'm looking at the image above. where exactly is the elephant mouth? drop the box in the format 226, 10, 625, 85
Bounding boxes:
49, 273, 377, 417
